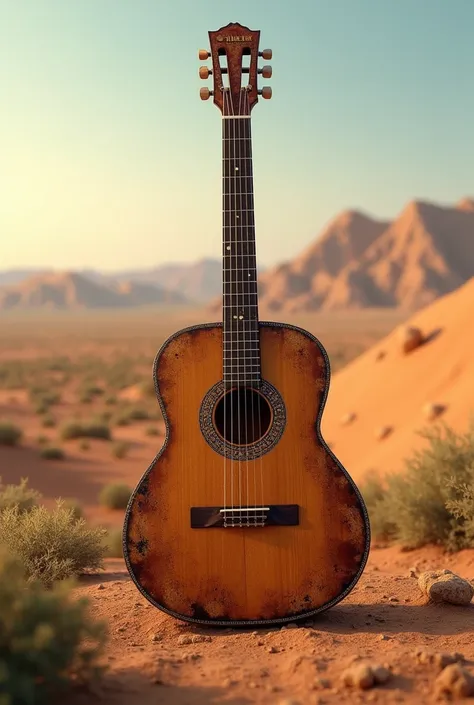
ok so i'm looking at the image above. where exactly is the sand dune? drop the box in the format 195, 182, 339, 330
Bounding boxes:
321, 277, 474, 482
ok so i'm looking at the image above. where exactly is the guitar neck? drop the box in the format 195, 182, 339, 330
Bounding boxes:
222, 113, 261, 388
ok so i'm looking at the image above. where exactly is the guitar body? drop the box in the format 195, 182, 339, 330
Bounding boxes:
124, 321, 370, 626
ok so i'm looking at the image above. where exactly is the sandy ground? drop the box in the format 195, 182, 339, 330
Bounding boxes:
72, 546, 474, 705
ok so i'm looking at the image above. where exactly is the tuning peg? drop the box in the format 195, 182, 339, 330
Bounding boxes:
258, 86, 272, 99
198, 49, 210, 60
259, 49, 272, 60
258, 65, 272, 78
200, 87, 213, 100
199, 66, 212, 79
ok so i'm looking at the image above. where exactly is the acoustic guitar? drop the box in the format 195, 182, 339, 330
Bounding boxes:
124, 22, 370, 627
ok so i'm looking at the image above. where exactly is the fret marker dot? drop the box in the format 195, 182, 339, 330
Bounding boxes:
235, 167, 239, 171
239, 315, 244, 320
233, 315, 238, 319
226, 245, 230, 250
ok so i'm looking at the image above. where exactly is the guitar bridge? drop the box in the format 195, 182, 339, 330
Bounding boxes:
190, 504, 299, 528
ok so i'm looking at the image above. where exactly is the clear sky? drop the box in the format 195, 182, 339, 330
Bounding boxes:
1, 0, 473, 271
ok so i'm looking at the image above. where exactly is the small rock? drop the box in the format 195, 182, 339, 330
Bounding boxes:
375, 350, 386, 361
268, 645, 278, 653
435, 663, 474, 698
422, 402, 445, 421
433, 652, 465, 670
379, 634, 390, 641
398, 325, 424, 354
151, 633, 162, 643
408, 567, 418, 578
372, 665, 391, 684
340, 412, 357, 426
116, 627, 125, 633
388, 596, 399, 602
341, 664, 374, 690
191, 634, 211, 643
375, 425, 393, 441
257, 639, 265, 646
177, 635, 193, 645
312, 678, 331, 689
277, 700, 301, 705
97, 583, 105, 590
418, 569, 474, 605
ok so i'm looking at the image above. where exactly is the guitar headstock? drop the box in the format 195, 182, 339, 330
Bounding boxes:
198, 22, 272, 115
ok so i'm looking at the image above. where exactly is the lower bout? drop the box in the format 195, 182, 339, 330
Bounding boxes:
126, 524, 368, 625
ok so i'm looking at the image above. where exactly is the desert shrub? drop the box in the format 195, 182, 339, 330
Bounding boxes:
42, 414, 56, 428
29, 386, 61, 408
36, 434, 49, 446
138, 379, 156, 398
0, 477, 41, 512
0, 422, 22, 447
113, 405, 150, 426
362, 423, 474, 550
103, 528, 124, 558
60, 421, 111, 441
0, 502, 107, 586
105, 395, 117, 406
99, 483, 131, 510
80, 383, 104, 398
111, 441, 130, 459
145, 425, 160, 436
40, 446, 65, 461
79, 439, 90, 451
61, 498, 84, 521
0, 547, 106, 704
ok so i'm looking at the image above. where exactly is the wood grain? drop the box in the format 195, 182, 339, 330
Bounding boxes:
124, 322, 370, 625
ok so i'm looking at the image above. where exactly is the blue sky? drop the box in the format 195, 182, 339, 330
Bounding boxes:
1, 0, 473, 270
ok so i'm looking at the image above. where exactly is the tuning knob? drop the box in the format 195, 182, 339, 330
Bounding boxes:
258, 65, 272, 78
259, 49, 272, 60
198, 49, 210, 60
200, 87, 213, 100
199, 66, 212, 79
258, 86, 272, 99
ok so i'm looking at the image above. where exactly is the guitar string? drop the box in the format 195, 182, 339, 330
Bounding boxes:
247, 100, 265, 526
223, 87, 232, 525
238, 87, 250, 527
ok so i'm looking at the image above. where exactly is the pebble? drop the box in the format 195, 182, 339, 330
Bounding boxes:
435, 663, 474, 698
97, 583, 105, 590
418, 569, 474, 605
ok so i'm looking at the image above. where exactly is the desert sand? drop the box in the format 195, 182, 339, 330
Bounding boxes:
322, 276, 474, 483
1, 289, 474, 703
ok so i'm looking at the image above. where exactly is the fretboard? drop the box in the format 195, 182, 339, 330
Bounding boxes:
222, 115, 260, 388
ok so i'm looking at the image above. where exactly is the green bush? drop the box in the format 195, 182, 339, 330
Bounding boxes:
60, 421, 111, 441
0, 477, 41, 513
40, 446, 65, 461
99, 483, 131, 510
0, 422, 22, 447
0, 502, 107, 586
111, 441, 130, 459
0, 547, 106, 705
103, 528, 124, 558
361, 423, 474, 550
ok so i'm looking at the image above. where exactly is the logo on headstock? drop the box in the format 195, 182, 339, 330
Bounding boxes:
226, 35, 252, 42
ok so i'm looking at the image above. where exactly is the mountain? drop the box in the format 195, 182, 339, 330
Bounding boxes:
256, 197, 474, 312
256, 210, 389, 312
108, 258, 222, 302
321, 276, 474, 481
0, 272, 187, 310
0, 269, 52, 287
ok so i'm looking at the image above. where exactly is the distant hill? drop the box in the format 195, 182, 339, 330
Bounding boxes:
0, 271, 187, 310
255, 197, 474, 312
108, 258, 222, 303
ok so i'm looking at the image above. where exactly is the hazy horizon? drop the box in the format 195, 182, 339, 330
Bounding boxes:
2, 0, 473, 270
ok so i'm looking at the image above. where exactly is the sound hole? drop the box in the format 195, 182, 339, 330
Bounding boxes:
213, 387, 272, 446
